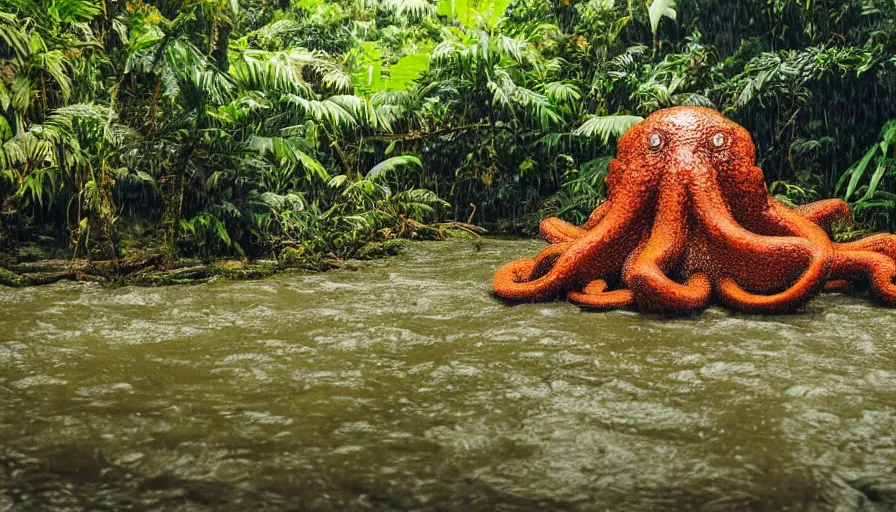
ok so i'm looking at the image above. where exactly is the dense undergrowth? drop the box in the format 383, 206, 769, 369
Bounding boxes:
0, 0, 894, 282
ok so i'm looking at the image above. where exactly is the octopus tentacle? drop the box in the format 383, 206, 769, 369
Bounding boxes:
796, 199, 852, 233
582, 201, 611, 230
493, 258, 537, 293
625, 178, 711, 313
691, 181, 830, 313
568, 280, 634, 309
539, 218, 586, 244
493, 184, 651, 301
835, 233, 896, 259
763, 199, 836, 249
825, 234, 896, 295
529, 242, 570, 280
539, 201, 612, 244
828, 250, 896, 305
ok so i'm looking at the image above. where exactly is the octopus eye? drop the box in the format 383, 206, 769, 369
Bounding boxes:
712, 132, 726, 148
647, 133, 663, 150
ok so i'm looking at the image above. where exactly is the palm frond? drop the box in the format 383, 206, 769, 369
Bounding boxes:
573, 115, 644, 144
380, 0, 435, 21
366, 155, 422, 179
231, 49, 316, 97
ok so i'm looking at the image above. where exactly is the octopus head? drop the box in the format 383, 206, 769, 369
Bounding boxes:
610, 107, 760, 195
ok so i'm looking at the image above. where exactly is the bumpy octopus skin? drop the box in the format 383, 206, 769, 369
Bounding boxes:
493, 106, 896, 314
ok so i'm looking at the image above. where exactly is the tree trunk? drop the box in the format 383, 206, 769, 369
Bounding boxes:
160, 140, 196, 265
0, 221, 12, 267
211, 21, 232, 71
87, 210, 118, 261
0, 195, 18, 266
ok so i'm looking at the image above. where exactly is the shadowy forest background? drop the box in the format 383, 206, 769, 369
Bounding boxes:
0, 0, 895, 274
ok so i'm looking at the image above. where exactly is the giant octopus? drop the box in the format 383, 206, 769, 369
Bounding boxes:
493, 106, 896, 314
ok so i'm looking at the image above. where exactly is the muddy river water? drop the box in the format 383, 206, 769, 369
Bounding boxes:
1, 239, 894, 510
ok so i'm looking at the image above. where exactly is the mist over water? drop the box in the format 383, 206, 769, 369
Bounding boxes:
1, 239, 894, 510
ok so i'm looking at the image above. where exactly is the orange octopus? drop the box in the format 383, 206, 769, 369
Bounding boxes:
493, 106, 896, 314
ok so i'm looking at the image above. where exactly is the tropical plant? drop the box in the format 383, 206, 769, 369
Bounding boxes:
1, 0, 896, 277
838, 120, 896, 229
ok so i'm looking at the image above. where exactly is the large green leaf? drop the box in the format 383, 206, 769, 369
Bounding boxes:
351, 42, 383, 93
353, 50, 430, 94
647, 0, 676, 37
367, 155, 423, 179
859, 120, 896, 201
45, 0, 102, 23
843, 143, 879, 200
487, 0, 512, 26
437, 0, 466, 20
437, 0, 511, 27
0, 116, 11, 141
385, 53, 430, 91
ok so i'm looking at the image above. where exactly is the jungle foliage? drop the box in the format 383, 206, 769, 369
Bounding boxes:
0, 0, 894, 272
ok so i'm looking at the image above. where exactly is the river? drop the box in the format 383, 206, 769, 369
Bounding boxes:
1, 239, 894, 510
